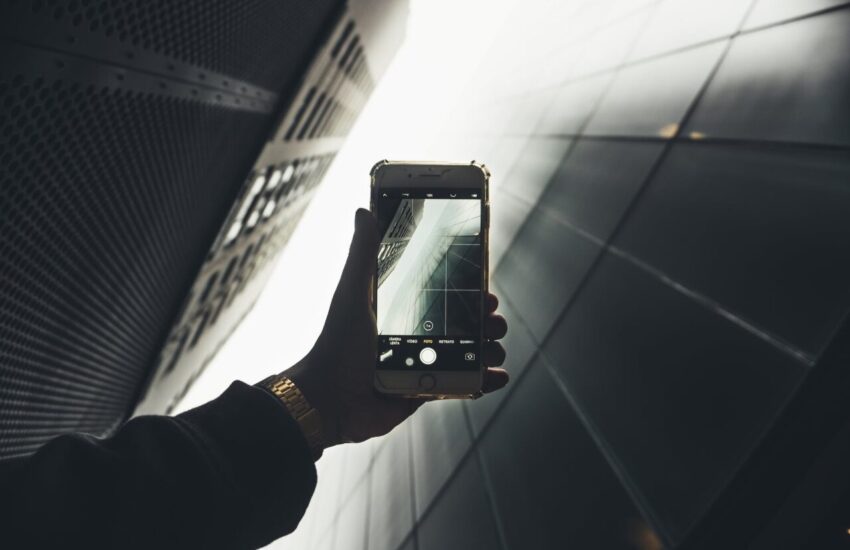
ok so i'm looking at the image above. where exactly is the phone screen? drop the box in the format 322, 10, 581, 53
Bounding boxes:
375, 188, 484, 371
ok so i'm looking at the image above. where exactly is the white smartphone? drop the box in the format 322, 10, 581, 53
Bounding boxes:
370, 161, 490, 398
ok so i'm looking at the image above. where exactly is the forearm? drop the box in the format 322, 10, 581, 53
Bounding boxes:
0, 381, 316, 550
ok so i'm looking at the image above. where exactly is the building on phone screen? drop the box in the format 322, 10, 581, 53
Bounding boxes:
377, 198, 425, 287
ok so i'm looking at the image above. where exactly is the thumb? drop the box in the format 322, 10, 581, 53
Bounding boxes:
339, 208, 379, 298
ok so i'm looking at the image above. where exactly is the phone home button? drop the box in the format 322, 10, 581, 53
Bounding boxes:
419, 374, 436, 390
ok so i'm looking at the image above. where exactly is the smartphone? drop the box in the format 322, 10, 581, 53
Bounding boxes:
370, 160, 490, 398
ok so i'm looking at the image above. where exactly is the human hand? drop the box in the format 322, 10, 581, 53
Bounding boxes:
283, 208, 508, 448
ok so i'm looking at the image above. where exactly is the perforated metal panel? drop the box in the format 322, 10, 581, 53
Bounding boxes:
0, 0, 345, 460
0, 0, 336, 91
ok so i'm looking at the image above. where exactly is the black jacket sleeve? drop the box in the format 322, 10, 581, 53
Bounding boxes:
0, 381, 317, 550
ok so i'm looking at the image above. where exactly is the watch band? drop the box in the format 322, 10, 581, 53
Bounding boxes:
263, 375, 324, 461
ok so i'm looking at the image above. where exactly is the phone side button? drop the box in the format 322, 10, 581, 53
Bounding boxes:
419, 374, 436, 390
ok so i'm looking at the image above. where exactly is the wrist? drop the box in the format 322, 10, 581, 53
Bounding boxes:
261, 373, 326, 460
283, 357, 342, 448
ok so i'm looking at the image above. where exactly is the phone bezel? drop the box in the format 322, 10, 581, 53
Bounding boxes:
370, 160, 490, 399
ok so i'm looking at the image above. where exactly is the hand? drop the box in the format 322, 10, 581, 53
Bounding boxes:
283, 208, 509, 448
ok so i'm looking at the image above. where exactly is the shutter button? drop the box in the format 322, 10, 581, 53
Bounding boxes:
419, 347, 437, 365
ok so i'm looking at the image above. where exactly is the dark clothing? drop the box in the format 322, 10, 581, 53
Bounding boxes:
0, 382, 317, 549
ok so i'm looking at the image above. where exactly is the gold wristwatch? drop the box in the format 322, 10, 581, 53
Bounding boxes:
262, 375, 324, 461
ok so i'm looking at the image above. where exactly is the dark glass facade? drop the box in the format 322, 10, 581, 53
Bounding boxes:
283, 2, 850, 549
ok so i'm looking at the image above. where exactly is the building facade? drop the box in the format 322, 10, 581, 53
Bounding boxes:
0, 0, 408, 459
135, 1, 409, 415
377, 198, 425, 287
279, 2, 850, 549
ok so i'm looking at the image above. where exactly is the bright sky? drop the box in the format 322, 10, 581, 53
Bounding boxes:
177, 0, 517, 411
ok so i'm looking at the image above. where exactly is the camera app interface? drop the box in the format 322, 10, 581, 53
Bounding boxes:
376, 189, 482, 371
